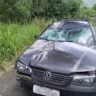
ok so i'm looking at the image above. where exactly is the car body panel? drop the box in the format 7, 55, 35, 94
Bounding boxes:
17, 39, 96, 74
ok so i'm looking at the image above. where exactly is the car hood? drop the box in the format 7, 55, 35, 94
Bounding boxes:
18, 40, 96, 74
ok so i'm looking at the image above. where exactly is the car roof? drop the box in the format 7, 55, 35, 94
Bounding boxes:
51, 19, 90, 29
53, 19, 89, 25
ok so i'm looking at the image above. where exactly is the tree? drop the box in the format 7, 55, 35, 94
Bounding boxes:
0, 0, 16, 22
92, 4, 96, 11
79, 7, 96, 18
13, 0, 32, 22
0, 0, 32, 23
0, 0, 83, 23
31, 0, 83, 19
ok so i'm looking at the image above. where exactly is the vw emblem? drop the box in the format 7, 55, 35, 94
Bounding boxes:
44, 71, 51, 80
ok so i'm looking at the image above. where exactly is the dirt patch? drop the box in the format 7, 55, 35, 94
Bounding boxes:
0, 61, 15, 77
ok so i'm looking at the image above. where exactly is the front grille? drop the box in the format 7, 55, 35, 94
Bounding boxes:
32, 68, 70, 85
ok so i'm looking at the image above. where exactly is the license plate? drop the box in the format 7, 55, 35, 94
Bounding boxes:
33, 85, 60, 96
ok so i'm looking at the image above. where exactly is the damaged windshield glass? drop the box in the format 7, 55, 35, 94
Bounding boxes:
40, 22, 94, 46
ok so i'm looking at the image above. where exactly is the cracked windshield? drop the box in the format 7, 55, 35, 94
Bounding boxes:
40, 22, 93, 46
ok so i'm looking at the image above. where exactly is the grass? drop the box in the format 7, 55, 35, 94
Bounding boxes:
0, 18, 95, 71
0, 18, 49, 70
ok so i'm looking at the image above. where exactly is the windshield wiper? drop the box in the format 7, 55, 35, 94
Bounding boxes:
40, 38, 83, 46
58, 40, 83, 45
40, 37, 57, 41
57, 40, 65, 42
66, 40, 79, 44
66, 40, 76, 42
66, 40, 84, 46
40, 37, 48, 40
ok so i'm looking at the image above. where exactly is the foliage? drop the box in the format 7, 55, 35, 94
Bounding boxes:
80, 8, 96, 18
0, 18, 47, 61
0, 0, 32, 23
0, 0, 83, 23
92, 4, 96, 11
0, 0, 96, 23
76, 4, 96, 18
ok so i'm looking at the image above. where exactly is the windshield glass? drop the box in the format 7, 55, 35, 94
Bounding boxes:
40, 22, 94, 46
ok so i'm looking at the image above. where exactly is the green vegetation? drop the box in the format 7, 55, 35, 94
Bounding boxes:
0, 19, 48, 70
0, 0, 96, 70
0, 0, 83, 23
92, 4, 96, 11
0, 0, 96, 23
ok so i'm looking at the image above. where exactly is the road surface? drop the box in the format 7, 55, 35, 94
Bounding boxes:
0, 70, 32, 96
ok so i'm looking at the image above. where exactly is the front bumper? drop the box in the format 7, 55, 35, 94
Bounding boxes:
17, 72, 96, 95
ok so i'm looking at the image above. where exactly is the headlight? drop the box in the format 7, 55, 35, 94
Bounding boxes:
72, 75, 96, 86
16, 62, 32, 74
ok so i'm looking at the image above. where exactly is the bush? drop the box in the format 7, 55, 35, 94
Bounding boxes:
0, 0, 83, 23
0, 19, 47, 61
92, 4, 96, 11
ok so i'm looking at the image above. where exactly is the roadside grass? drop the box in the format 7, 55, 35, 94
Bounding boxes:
0, 18, 49, 70
0, 18, 95, 71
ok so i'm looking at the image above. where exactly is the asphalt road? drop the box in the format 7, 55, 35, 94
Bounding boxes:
0, 70, 32, 96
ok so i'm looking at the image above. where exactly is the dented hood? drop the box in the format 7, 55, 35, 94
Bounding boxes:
18, 40, 96, 74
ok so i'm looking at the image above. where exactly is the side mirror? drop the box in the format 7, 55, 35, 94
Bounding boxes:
34, 34, 39, 39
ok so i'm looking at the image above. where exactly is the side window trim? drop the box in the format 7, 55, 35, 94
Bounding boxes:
89, 25, 96, 45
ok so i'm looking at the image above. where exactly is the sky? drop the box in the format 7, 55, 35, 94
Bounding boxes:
84, 0, 96, 7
